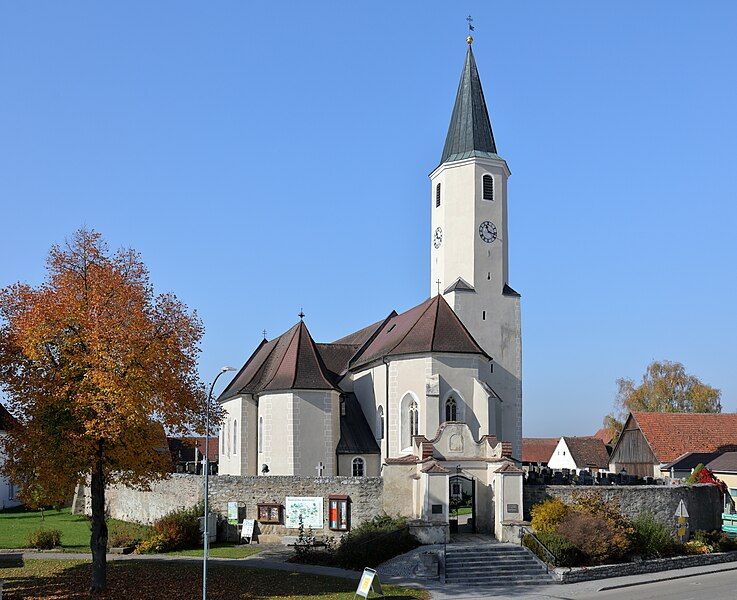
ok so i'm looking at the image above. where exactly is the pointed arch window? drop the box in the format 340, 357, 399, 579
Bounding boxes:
409, 401, 419, 438
376, 406, 385, 440
233, 420, 237, 455
352, 457, 365, 477
445, 396, 457, 422
483, 175, 494, 201
436, 183, 441, 207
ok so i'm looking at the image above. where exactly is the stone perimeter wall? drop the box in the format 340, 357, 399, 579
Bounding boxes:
85, 474, 384, 534
524, 484, 723, 532
556, 551, 737, 584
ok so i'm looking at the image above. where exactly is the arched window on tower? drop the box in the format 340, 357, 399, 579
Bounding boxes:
401, 393, 420, 450
233, 420, 237, 455
352, 457, 365, 477
483, 174, 494, 201
436, 183, 441, 207
445, 396, 457, 422
376, 406, 385, 440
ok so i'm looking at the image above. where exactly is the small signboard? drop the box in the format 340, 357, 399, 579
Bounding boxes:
355, 567, 383, 598
228, 502, 239, 525
241, 519, 256, 544
507, 503, 519, 514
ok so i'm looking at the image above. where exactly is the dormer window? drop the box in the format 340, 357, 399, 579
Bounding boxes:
483, 175, 494, 201
436, 183, 441, 207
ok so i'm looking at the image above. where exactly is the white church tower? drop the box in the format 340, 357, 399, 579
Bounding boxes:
429, 37, 522, 458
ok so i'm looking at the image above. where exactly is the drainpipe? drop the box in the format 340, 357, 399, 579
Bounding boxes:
383, 357, 390, 460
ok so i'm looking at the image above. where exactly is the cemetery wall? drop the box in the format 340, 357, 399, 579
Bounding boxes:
523, 484, 723, 532
84, 474, 384, 535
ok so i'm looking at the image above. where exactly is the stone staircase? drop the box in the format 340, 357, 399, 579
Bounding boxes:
444, 543, 556, 587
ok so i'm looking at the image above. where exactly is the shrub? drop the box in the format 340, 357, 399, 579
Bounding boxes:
557, 510, 631, 565
334, 514, 419, 570
28, 528, 62, 550
686, 464, 705, 485
108, 521, 152, 549
136, 502, 203, 553
683, 539, 710, 555
716, 533, 737, 552
522, 532, 583, 567
530, 498, 568, 534
631, 512, 675, 558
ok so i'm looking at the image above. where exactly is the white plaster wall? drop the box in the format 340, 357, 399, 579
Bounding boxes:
219, 397, 244, 475
429, 155, 522, 461
258, 392, 294, 475
391, 356, 429, 455
547, 438, 578, 471
0, 432, 21, 509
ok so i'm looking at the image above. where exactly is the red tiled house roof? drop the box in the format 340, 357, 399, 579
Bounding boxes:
563, 436, 610, 470
632, 411, 737, 464
522, 438, 558, 463
593, 427, 614, 446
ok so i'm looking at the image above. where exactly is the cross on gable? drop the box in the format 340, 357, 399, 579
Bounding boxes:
315, 461, 324, 476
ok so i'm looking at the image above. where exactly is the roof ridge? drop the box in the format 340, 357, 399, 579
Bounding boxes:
387, 298, 437, 357
261, 323, 301, 392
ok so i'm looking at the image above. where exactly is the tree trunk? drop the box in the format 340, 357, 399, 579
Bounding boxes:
90, 440, 107, 593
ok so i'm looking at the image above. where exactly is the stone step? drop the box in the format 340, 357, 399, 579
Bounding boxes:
446, 549, 528, 556
446, 564, 545, 574
446, 556, 538, 564
445, 574, 554, 586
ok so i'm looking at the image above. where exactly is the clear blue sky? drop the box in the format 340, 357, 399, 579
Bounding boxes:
1, 2, 736, 436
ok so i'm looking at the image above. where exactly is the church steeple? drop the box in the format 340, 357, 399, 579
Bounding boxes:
440, 41, 497, 164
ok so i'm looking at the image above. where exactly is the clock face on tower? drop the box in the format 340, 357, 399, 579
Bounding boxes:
433, 227, 443, 249
479, 221, 497, 243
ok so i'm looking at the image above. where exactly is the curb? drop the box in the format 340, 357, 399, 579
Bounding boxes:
598, 564, 737, 591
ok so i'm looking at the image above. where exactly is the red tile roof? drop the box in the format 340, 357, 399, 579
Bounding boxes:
593, 428, 614, 445
522, 438, 558, 463
563, 436, 610, 470
632, 411, 737, 464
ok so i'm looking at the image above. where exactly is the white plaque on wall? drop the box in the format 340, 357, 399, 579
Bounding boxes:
285, 496, 324, 529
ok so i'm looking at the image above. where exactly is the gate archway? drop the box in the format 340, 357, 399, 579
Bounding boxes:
448, 474, 476, 534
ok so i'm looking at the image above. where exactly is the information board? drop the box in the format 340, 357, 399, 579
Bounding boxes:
241, 519, 256, 543
285, 496, 323, 529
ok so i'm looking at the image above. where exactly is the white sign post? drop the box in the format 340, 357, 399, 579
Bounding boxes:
355, 568, 383, 598
241, 519, 256, 544
675, 500, 689, 542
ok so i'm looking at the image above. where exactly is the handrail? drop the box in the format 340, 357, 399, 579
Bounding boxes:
519, 525, 556, 569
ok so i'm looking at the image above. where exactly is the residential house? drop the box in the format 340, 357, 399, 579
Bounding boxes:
0, 404, 21, 509
168, 437, 219, 475
521, 438, 558, 469
663, 451, 737, 499
547, 436, 610, 474
609, 412, 737, 477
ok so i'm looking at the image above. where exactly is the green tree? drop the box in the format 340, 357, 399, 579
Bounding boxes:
606, 360, 721, 438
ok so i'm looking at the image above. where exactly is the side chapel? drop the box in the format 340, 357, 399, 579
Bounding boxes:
218, 36, 524, 536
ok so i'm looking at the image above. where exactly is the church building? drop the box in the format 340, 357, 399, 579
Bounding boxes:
218, 37, 523, 536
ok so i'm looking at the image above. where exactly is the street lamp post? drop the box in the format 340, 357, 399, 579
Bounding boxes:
203, 366, 236, 600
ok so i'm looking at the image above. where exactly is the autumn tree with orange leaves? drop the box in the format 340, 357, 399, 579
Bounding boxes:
0, 229, 208, 593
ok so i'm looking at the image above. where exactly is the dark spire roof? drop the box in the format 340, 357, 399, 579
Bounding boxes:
219, 321, 338, 400
440, 44, 498, 164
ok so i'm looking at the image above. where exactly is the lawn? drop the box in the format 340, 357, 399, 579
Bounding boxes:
165, 543, 262, 559
0, 559, 427, 599
0, 508, 260, 560
0, 507, 91, 553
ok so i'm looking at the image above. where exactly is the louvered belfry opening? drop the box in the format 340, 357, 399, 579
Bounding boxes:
483, 174, 493, 201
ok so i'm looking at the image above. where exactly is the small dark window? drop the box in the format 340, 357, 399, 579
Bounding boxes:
431, 504, 444, 514
483, 175, 494, 201
487, 272, 491, 280
490, 362, 494, 373
445, 397, 457, 422
352, 457, 365, 477
436, 183, 441, 207
482, 311, 486, 320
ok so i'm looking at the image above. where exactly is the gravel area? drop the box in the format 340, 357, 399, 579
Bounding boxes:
378, 544, 443, 579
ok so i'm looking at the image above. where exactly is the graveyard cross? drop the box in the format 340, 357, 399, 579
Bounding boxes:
316, 461, 324, 476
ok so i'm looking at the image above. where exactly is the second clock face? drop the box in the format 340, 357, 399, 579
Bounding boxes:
433, 227, 443, 248
479, 221, 497, 243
